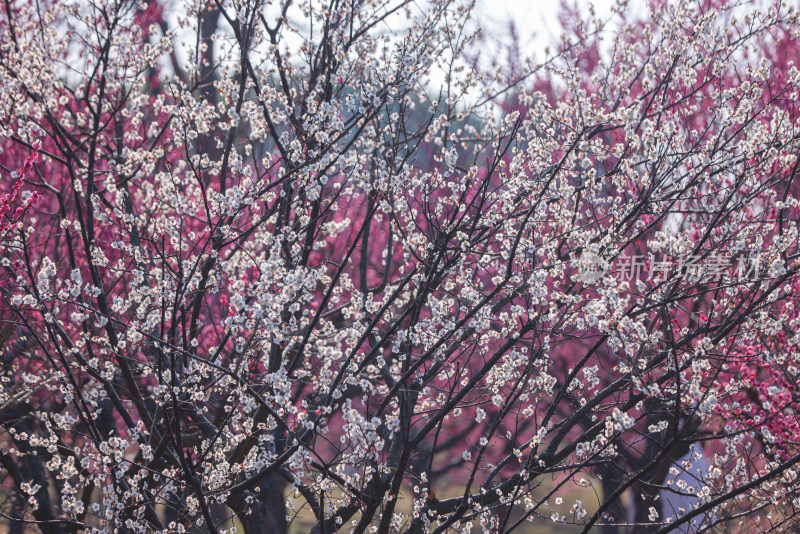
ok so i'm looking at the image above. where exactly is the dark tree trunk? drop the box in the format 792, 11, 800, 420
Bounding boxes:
599, 463, 626, 534
237, 473, 287, 534
7, 494, 25, 534
630, 481, 660, 534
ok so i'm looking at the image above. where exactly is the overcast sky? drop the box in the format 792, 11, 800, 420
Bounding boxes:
474, 0, 619, 57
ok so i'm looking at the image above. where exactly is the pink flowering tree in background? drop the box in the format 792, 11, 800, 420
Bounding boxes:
2, 0, 800, 533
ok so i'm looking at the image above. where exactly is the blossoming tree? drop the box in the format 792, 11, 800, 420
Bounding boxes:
1, 0, 800, 532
